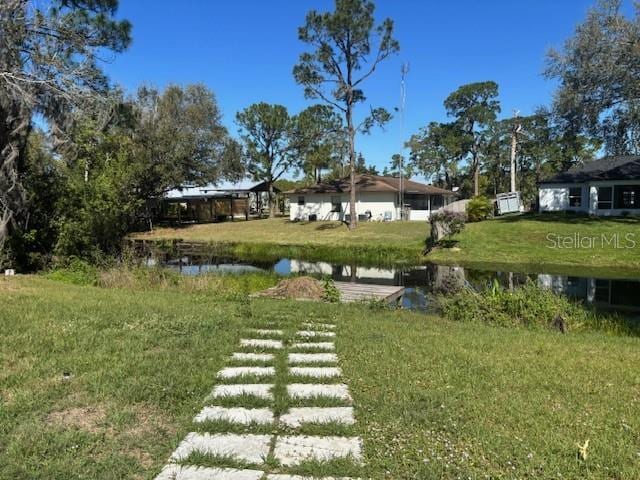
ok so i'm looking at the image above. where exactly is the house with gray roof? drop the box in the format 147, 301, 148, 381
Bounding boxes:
538, 156, 640, 216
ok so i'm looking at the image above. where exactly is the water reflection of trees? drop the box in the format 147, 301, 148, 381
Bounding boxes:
142, 245, 640, 312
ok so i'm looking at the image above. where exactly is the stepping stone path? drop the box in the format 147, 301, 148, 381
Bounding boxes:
288, 353, 338, 364
154, 322, 362, 480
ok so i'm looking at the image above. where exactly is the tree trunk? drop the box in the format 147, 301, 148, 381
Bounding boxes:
473, 155, 479, 197
510, 126, 517, 192
346, 105, 357, 230
268, 182, 276, 218
0, 101, 30, 260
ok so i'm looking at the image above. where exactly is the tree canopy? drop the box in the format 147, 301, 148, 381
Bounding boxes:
444, 81, 501, 196
0, 0, 131, 256
546, 0, 640, 154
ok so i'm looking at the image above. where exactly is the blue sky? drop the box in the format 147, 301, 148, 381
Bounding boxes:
104, 0, 612, 175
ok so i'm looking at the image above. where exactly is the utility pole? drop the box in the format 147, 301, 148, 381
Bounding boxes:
510, 110, 522, 193
399, 62, 409, 219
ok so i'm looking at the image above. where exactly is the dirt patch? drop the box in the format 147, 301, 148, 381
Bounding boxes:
0, 278, 19, 292
125, 403, 175, 438
127, 447, 155, 469
47, 405, 108, 433
255, 276, 326, 300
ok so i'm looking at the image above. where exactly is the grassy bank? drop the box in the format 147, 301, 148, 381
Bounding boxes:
131, 218, 427, 265
130, 214, 640, 275
2, 276, 640, 478
46, 260, 281, 295
429, 213, 640, 276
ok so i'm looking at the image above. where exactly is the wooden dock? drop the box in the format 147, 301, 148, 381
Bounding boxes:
334, 282, 405, 304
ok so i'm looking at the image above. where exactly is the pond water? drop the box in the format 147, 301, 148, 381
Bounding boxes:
144, 253, 640, 315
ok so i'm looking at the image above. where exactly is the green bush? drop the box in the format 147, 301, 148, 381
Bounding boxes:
45, 258, 99, 286
438, 280, 633, 335
427, 211, 466, 250
322, 277, 341, 303
466, 196, 493, 222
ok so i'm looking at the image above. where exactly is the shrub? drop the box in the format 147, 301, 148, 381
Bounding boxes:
466, 196, 493, 222
428, 211, 466, 249
438, 280, 633, 335
322, 277, 341, 303
46, 258, 99, 286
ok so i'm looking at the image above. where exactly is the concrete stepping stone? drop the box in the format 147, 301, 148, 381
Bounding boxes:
217, 367, 275, 379
267, 476, 355, 480
240, 339, 283, 349
287, 384, 352, 402
301, 322, 336, 330
170, 432, 272, 464
273, 435, 362, 466
155, 465, 264, 480
194, 406, 274, 425
280, 407, 355, 428
249, 328, 284, 336
210, 384, 274, 400
231, 352, 274, 362
290, 367, 341, 378
297, 330, 336, 338
291, 342, 335, 351
288, 353, 337, 364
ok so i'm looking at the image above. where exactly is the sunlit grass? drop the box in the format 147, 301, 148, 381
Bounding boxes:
2, 276, 639, 478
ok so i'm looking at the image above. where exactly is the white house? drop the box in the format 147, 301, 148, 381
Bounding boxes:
285, 174, 456, 222
538, 156, 640, 216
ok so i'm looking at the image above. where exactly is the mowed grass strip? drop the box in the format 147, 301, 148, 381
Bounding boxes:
337, 306, 640, 479
132, 217, 427, 249
2, 276, 640, 478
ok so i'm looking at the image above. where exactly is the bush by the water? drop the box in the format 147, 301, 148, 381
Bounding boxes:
466, 195, 493, 222
439, 281, 633, 335
428, 211, 466, 249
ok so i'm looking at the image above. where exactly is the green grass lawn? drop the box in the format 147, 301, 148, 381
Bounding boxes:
428, 213, 640, 276
134, 218, 427, 247
2, 276, 640, 478
132, 218, 428, 266
132, 214, 640, 275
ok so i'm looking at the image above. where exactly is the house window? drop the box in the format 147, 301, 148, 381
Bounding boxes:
430, 194, 444, 210
614, 185, 640, 209
297, 196, 305, 206
597, 187, 613, 210
404, 193, 428, 210
330, 196, 342, 213
568, 187, 582, 207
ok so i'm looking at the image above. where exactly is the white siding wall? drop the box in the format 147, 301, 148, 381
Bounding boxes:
538, 184, 587, 212
539, 181, 640, 216
289, 192, 398, 221
289, 192, 446, 221
588, 180, 640, 216
409, 210, 430, 221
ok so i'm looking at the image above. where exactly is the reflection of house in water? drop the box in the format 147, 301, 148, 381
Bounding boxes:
538, 275, 640, 311
140, 244, 640, 315
288, 260, 397, 284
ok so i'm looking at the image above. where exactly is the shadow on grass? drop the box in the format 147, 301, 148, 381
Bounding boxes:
315, 223, 344, 231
